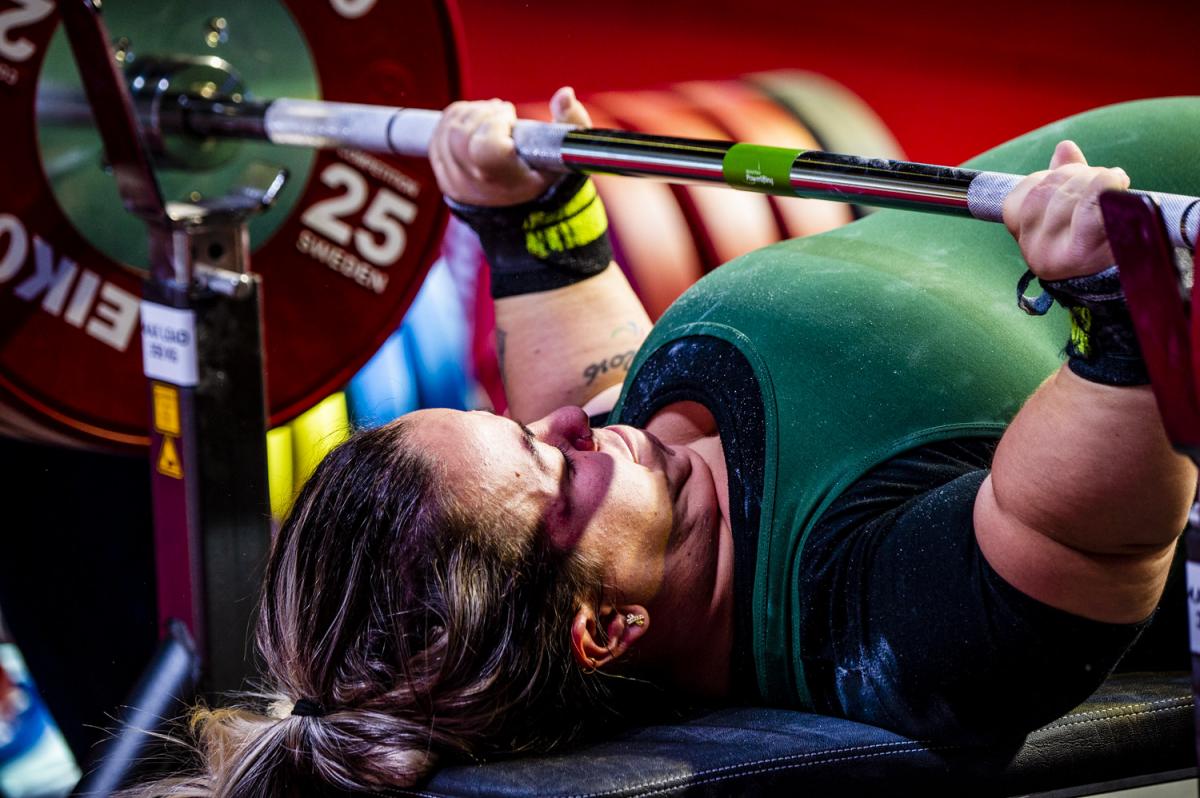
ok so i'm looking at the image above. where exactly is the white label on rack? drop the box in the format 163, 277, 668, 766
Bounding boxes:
1188, 562, 1200, 655
141, 303, 198, 387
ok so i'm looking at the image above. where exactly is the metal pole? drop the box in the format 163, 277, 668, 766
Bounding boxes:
70, 621, 201, 797
57, 0, 276, 697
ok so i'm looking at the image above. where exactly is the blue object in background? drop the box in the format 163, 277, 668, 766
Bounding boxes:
346, 329, 421, 429
347, 258, 472, 428
405, 258, 471, 411
0, 644, 80, 797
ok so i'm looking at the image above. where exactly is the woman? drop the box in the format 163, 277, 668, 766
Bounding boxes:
140, 90, 1195, 794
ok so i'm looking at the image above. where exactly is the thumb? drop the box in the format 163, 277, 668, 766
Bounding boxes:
1049, 139, 1088, 170
550, 86, 592, 127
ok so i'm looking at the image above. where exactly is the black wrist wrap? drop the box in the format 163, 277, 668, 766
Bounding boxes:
447, 173, 613, 299
1017, 266, 1148, 386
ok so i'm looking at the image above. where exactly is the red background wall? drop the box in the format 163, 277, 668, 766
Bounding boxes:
454, 0, 1200, 165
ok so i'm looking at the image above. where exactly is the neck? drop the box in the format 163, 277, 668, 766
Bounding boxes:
641, 406, 735, 696
648, 520, 735, 696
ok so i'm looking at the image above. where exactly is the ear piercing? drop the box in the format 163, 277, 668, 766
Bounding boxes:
624, 613, 646, 627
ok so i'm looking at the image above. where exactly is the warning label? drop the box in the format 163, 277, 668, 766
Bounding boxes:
152, 383, 180, 436
157, 435, 183, 479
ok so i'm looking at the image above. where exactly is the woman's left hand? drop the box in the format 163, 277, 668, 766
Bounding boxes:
1001, 140, 1131, 281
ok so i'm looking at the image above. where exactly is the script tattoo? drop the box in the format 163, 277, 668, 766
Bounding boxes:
583, 350, 636, 386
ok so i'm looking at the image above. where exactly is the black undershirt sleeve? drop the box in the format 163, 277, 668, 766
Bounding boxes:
796, 438, 1150, 744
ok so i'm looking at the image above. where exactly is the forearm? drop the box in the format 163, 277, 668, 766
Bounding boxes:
427, 92, 653, 419
496, 264, 650, 422
989, 366, 1195, 555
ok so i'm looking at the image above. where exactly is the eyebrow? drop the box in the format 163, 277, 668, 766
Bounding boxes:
516, 421, 540, 462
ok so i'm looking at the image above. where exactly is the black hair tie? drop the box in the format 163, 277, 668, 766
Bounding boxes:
291, 697, 327, 718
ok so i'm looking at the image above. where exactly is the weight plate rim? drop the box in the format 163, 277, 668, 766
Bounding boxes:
0, 0, 466, 450
747, 69, 905, 160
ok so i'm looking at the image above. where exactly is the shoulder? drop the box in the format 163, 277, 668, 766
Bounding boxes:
644, 400, 717, 447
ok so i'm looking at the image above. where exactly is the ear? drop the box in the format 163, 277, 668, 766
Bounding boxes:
569, 602, 650, 670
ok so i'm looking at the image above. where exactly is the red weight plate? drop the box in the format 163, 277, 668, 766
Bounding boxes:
0, 0, 462, 449
590, 89, 781, 273
676, 79, 852, 238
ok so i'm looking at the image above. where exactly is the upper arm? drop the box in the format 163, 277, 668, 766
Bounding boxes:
972, 472, 1175, 625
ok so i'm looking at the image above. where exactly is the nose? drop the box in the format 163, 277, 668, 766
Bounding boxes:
531, 405, 592, 449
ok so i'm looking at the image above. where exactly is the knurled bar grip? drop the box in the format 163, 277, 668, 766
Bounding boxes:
256, 99, 1199, 251
968, 172, 1200, 251
263, 99, 573, 166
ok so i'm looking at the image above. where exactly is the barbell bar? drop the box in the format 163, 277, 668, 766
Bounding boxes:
61, 92, 1200, 251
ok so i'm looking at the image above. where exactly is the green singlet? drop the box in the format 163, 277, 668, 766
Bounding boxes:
610, 98, 1200, 708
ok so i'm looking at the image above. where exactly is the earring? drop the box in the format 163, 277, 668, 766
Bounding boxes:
624, 613, 646, 627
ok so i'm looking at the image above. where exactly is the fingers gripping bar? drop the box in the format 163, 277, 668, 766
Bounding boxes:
967, 172, 1200, 251
250, 99, 1200, 251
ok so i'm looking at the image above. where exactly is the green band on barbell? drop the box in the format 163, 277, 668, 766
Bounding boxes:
722, 143, 803, 194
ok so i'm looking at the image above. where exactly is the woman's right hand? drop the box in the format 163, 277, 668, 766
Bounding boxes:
429, 86, 593, 208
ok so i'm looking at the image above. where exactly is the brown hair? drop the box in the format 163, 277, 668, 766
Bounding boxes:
132, 418, 627, 795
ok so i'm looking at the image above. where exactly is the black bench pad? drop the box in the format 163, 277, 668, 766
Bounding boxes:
394, 673, 1195, 797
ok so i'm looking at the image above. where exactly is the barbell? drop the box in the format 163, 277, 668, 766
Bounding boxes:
1, 0, 1196, 450
43, 76, 1200, 246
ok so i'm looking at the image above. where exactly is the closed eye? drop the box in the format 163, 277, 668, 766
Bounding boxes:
555, 441, 576, 481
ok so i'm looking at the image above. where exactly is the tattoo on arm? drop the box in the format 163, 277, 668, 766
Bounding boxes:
496, 328, 508, 384
583, 350, 637, 386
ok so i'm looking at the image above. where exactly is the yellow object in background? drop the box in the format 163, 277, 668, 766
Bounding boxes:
265, 426, 294, 522
266, 392, 351, 522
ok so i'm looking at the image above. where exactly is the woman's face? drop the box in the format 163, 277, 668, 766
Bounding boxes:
407, 406, 718, 606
